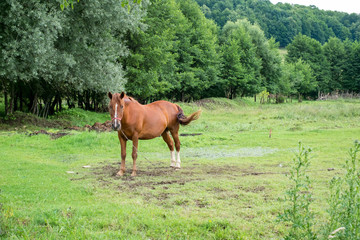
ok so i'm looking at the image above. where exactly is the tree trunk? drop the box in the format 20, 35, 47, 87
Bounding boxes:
58, 96, 62, 112
9, 82, 15, 114
4, 85, 8, 116
31, 92, 39, 116
50, 95, 58, 115
19, 86, 23, 111
78, 93, 84, 109
85, 91, 91, 110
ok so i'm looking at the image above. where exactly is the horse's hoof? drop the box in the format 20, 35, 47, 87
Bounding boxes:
116, 171, 124, 176
131, 172, 137, 177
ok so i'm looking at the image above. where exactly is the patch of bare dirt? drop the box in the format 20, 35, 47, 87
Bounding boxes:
180, 133, 202, 137
238, 185, 266, 193
28, 129, 71, 139
84, 121, 112, 132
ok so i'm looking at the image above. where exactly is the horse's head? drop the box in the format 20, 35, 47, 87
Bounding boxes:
108, 92, 125, 131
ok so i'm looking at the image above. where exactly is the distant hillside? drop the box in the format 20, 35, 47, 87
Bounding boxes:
195, 0, 360, 47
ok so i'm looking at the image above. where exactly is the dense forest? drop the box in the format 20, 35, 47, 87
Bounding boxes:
1, 0, 360, 117
196, 0, 360, 47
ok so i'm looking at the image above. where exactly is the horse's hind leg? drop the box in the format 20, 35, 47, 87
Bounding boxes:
161, 131, 176, 167
170, 130, 181, 169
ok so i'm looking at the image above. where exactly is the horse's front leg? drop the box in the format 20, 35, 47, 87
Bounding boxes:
131, 135, 139, 177
117, 132, 127, 176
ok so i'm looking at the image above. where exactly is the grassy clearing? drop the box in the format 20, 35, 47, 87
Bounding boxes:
1, 98, 360, 239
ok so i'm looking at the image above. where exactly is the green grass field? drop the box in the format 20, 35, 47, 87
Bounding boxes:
1, 98, 360, 239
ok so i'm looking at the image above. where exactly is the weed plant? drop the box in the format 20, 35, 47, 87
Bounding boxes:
327, 140, 360, 239
279, 141, 360, 239
278, 142, 316, 240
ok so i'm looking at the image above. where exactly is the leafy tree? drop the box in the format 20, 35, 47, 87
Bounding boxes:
239, 20, 282, 94
323, 37, 346, 91
220, 20, 261, 98
124, 0, 220, 102
172, 0, 220, 101
281, 59, 317, 100
0, 0, 145, 116
286, 34, 330, 95
123, 0, 180, 102
220, 19, 282, 98
342, 40, 360, 93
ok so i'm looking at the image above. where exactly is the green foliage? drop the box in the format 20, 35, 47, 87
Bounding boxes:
60, 0, 141, 11
281, 59, 317, 99
258, 90, 269, 104
195, 0, 360, 47
0, 0, 145, 116
327, 140, 360, 239
278, 142, 316, 239
286, 34, 330, 94
323, 37, 346, 91
342, 40, 360, 93
220, 20, 261, 98
123, 0, 220, 102
51, 108, 109, 127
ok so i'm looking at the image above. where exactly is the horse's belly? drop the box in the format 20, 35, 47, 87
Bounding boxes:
138, 121, 167, 140
138, 129, 164, 140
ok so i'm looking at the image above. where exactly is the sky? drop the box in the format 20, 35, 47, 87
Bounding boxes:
269, 0, 360, 14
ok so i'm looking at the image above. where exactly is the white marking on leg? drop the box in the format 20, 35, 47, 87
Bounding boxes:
170, 151, 176, 167
175, 151, 181, 169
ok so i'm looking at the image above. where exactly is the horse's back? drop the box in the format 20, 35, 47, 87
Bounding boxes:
146, 100, 177, 114
145, 100, 179, 127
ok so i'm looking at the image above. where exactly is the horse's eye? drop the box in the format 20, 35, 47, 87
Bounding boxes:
120, 105, 124, 109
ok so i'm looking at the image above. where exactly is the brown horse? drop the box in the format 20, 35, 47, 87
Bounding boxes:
108, 92, 201, 176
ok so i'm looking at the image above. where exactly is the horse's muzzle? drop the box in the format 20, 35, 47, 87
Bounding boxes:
111, 121, 121, 131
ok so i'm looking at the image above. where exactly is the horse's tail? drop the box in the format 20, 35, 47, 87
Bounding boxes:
176, 105, 201, 126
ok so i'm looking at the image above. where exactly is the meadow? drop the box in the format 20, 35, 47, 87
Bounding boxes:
1, 98, 360, 239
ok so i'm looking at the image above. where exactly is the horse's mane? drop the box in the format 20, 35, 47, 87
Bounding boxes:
124, 95, 138, 103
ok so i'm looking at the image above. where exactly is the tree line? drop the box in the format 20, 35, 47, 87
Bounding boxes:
196, 0, 360, 47
1, 0, 359, 117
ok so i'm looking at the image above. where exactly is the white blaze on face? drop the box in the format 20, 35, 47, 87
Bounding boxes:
113, 103, 120, 129
114, 103, 118, 119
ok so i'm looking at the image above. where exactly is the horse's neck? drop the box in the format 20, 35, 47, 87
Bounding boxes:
124, 97, 142, 113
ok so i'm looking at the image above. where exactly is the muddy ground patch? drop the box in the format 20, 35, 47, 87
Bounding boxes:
70, 159, 286, 209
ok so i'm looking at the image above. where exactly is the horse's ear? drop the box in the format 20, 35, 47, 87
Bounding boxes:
108, 92, 113, 99
120, 92, 125, 99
